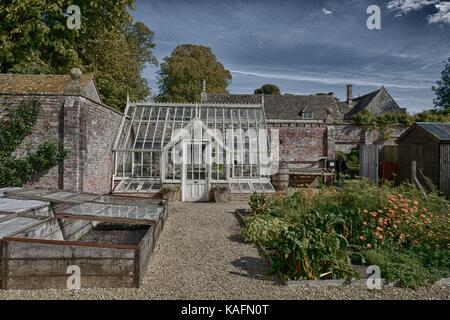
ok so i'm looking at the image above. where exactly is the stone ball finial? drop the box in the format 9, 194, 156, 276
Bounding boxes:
70, 68, 82, 81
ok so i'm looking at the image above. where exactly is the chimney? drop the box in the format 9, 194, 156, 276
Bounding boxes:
200, 79, 207, 102
346, 84, 353, 106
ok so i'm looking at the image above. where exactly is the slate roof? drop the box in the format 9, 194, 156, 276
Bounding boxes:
418, 123, 450, 142
0, 74, 95, 95
205, 93, 346, 121
397, 122, 450, 143
344, 87, 404, 120
346, 88, 382, 117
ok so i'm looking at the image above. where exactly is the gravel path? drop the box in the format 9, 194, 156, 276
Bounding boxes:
0, 201, 449, 300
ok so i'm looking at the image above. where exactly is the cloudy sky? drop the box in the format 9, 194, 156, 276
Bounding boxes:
133, 0, 450, 113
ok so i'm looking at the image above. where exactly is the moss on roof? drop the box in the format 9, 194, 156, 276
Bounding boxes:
0, 74, 94, 95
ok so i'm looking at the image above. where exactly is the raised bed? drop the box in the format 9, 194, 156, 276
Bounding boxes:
0, 190, 168, 290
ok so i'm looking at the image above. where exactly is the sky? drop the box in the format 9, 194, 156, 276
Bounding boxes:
132, 0, 450, 113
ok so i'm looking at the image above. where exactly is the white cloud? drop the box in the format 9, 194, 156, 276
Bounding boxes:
427, 2, 450, 23
387, 0, 450, 23
230, 69, 430, 90
322, 8, 332, 15
387, 0, 439, 15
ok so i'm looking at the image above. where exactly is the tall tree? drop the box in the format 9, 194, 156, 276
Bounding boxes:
157, 44, 231, 102
432, 57, 450, 110
254, 84, 281, 95
0, 0, 157, 111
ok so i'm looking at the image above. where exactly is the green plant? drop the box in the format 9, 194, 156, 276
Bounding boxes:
241, 215, 288, 247
212, 185, 229, 192
0, 100, 66, 187
364, 244, 442, 289
161, 184, 179, 192
244, 179, 450, 287
270, 223, 358, 281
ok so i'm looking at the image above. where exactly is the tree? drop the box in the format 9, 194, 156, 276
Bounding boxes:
432, 57, 450, 110
0, 0, 157, 111
254, 84, 281, 95
157, 44, 231, 102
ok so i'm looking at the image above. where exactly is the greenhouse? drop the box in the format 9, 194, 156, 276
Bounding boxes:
112, 102, 275, 201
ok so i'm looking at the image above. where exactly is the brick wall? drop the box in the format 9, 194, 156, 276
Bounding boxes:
268, 122, 327, 167
0, 93, 122, 194
268, 122, 408, 167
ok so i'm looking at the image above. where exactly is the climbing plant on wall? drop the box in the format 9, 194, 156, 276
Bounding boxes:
0, 100, 66, 187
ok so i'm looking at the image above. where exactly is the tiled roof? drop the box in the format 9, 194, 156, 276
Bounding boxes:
205, 93, 345, 121
0, 74, 95, 95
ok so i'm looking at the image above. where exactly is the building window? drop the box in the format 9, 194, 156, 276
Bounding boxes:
302, 112, 313, 119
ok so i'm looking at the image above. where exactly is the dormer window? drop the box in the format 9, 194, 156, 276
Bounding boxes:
302, 111, 313, 120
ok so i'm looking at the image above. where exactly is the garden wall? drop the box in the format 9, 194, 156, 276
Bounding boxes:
269, 122, 408, 168
0, 91, 122, 194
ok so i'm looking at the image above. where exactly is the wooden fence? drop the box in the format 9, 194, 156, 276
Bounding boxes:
359, 145, 379, 183
440, 144, 450, 196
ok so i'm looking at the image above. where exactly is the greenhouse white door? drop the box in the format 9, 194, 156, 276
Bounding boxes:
182, 141, 209, 202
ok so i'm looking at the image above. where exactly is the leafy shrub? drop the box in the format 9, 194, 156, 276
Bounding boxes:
245, 179, 450, 287
270, 223, 358, 281
241, 215, 288, 247
0, 100, 66, 187
364, 245, 441, 289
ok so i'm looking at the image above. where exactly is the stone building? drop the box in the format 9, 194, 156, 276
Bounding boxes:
204, 84, 407, 170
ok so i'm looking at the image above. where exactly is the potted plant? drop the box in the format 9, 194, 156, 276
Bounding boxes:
161, 184, 179, 202
212, 185, 229, 203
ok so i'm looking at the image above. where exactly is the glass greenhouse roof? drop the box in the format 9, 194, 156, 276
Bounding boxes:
113, 102, 267, 152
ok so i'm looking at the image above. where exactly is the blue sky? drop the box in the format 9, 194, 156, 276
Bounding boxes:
133, 0, 450, 113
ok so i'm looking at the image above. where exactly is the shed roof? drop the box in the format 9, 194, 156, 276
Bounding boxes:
417, 122, 450, 141
0, 74, 95, 95
397, 122, 450, 143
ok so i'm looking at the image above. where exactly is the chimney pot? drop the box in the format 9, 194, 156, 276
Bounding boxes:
346, 84, 353, 106
200, 79, 207, 102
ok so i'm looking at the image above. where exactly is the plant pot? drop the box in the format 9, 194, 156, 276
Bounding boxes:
162, 190, 177, 202
213, 190, 228, 203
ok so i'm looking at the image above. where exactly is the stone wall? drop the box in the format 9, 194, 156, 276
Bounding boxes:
0, 93, 122, 194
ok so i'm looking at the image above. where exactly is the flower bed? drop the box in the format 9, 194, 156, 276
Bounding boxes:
241, 179, 450, 288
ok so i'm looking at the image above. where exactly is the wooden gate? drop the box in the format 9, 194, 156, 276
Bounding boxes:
360, 145, 379, 183
440, 144, 450, 196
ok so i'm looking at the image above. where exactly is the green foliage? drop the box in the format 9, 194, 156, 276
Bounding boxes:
415, 108, 450, 122
270, 223, 358, 281
0, 0, 157, 111
0, 100, 66, 187
336, 148, 359, 176
254, 84, 281, 95
244, 179, 450, 287
432, 57, 450, 109
241, 215, 288, 247
364, 244, 445, 289
0, 100, 40, 158
352, 110, 414, 129
157, 44, 232, 103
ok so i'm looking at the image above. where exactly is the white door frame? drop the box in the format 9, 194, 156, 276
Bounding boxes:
181, 139, 211, 202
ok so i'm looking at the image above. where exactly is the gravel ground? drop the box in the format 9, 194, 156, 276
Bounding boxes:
0, 201, 449, 300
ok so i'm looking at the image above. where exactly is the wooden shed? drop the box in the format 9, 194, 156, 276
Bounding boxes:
396, 123, 450, 196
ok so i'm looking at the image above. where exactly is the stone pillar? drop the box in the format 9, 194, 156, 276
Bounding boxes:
62, 68, 87, 192
326, 125, 336, 159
